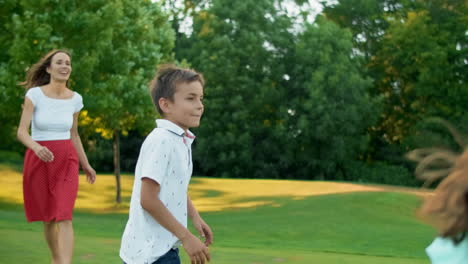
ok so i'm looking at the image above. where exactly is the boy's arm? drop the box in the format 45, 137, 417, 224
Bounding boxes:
140, 178, 210, 263
188, 195, 214, 246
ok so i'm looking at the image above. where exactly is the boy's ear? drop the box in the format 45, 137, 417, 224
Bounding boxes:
159, 97, 171, 114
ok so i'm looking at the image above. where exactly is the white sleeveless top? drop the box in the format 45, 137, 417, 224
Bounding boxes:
426, 235, 468, 264
26, 87, 84, 141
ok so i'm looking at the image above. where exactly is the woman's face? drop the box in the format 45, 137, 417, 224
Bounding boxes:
47, 52, 72, 83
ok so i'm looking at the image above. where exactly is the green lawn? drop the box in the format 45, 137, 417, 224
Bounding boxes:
0, 164, 434, 263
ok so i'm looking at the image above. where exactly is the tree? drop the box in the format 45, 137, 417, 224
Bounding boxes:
79, 0, 174, 203
323, 0, 467, 162
0, 0, 174, 202
176, 0, 296, 178
286, 16, 379, 179
322, 0, 421, 60
0, 0, 25, 151
373, 2, 468, 144
173, 0, 378, 180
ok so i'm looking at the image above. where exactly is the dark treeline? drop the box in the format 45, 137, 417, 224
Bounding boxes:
1, 0, 466, 187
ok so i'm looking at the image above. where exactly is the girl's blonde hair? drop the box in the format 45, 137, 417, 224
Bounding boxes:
406, 118, 468, 242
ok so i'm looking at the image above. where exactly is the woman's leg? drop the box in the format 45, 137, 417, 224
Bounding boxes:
57, 220, 74, 264
43, 221, 61, 264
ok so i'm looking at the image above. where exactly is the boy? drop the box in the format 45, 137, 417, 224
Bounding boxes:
120, 65, 213, 264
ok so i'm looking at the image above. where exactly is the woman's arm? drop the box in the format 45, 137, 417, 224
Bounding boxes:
70, 112, 96, 183
17, 97, 54, 162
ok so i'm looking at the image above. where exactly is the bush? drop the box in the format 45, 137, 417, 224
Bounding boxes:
85, 130, 145, 173
0, 150, 23, 166
345, 161, 418, 187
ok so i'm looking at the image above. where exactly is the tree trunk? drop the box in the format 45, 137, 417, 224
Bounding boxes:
113, 130, 122, 203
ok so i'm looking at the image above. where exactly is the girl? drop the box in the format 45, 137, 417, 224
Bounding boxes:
407, 120, 468, 263
17, 49, 96, 264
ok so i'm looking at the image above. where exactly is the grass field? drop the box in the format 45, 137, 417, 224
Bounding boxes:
0, 163, 434, 263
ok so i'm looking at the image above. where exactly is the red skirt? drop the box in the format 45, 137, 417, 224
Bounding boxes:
23, 139, 79, 222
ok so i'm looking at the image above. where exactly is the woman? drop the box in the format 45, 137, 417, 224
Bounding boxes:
17, 49, 96, 264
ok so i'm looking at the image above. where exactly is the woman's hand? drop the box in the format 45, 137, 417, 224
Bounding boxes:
82, 164, 96, 184
33, 145, 54, 162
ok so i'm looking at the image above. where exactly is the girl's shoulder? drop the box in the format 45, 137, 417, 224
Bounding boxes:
426, 235, 468, 264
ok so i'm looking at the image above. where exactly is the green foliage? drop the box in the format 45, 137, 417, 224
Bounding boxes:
2, 0, 464, 186
80, 0, 175, 138
174, 0, 379, 180
0, 1, 174, 196
324, 0, 467, 180
322, 0, 421, 58
0, 0, 22, 150
373, 5, 468, 141
286, 17, 380, 180
178, 0, 296, 178
0, 150, 23, 167
345, 160, 416, 186
0, 0, 174, 144
86, 130, 145, 173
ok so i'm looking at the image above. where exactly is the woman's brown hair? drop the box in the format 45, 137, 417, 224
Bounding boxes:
406, 118, 468, 242
20, 49, 72, 89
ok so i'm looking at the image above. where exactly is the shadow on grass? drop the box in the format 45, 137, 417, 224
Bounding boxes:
0, 162, 23, 173
0, 197, 23, 211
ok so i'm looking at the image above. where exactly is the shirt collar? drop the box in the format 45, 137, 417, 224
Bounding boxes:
156, 119, 196, 141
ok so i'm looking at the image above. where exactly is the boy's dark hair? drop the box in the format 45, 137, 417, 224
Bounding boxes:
149, 64, 205, 115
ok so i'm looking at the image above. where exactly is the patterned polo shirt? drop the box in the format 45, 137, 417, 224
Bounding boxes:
120, 119, 195, 264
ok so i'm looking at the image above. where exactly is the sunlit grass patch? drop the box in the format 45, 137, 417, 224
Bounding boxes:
188, 178, 430, 212
0, 166, 430, 213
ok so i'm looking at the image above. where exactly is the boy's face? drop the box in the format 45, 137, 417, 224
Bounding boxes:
163, 81, 204, 131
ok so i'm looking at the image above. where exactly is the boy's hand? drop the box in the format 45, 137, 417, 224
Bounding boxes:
182, 233, 210, 264
193, 217, 214, 246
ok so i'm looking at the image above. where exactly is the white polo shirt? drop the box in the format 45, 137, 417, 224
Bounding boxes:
120, 119, 195, 264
